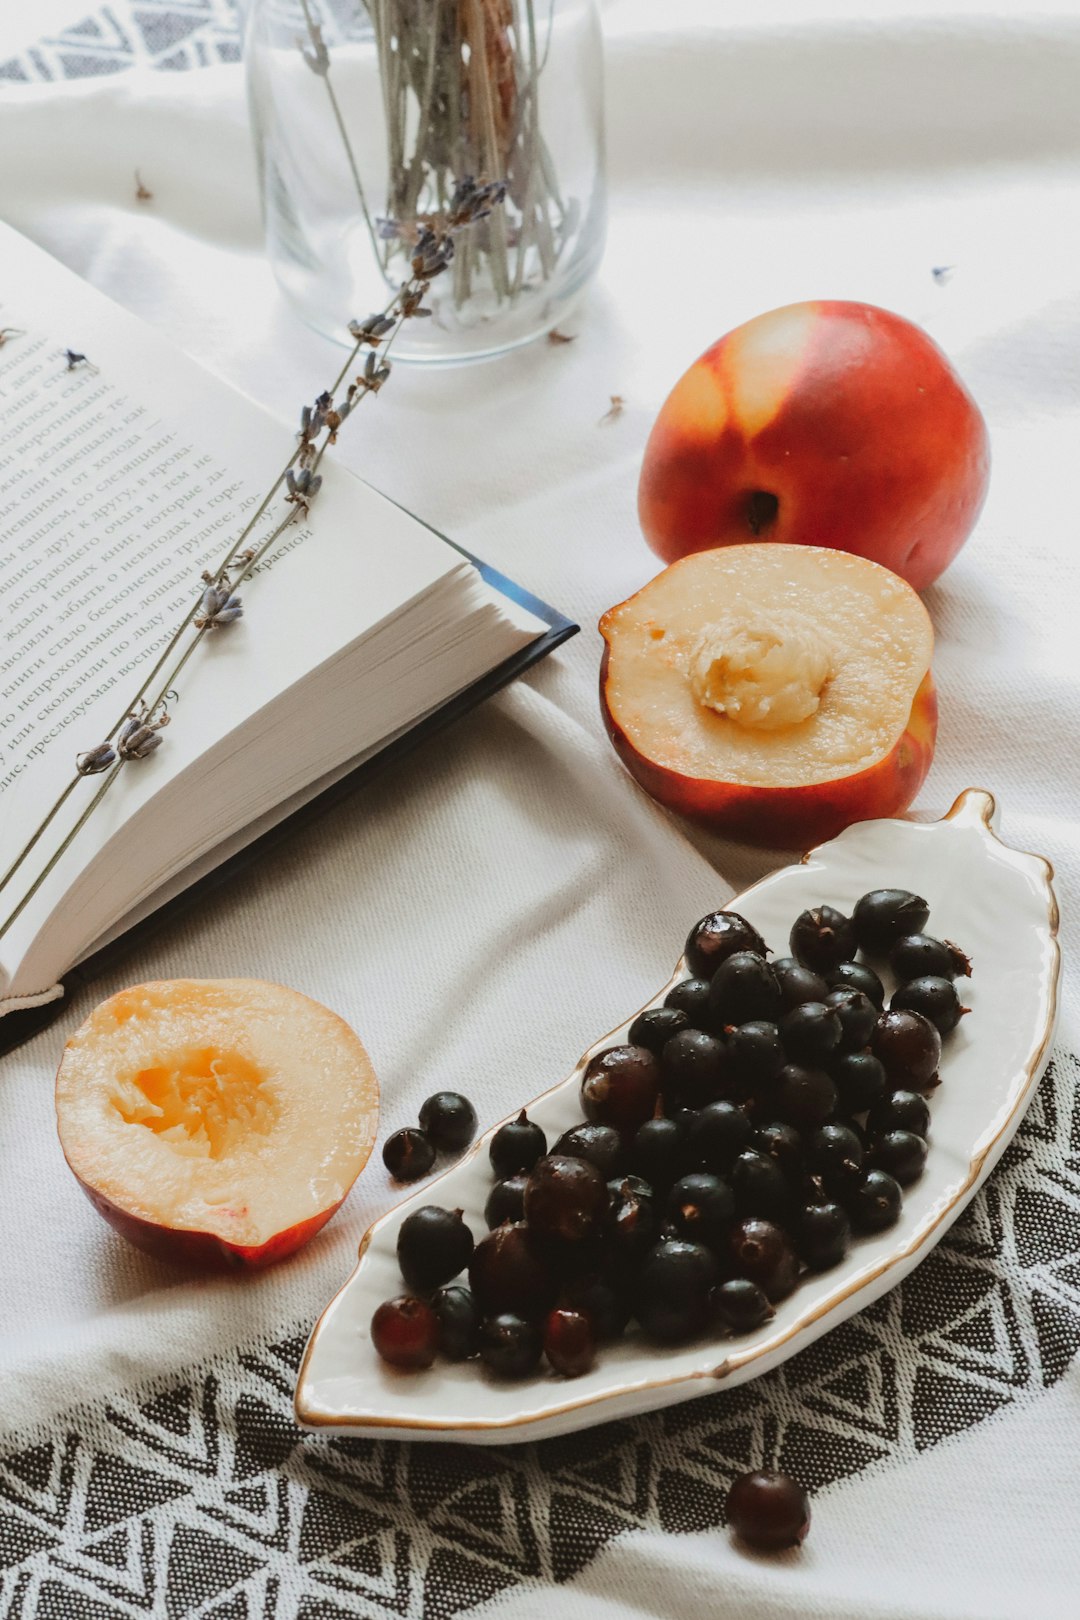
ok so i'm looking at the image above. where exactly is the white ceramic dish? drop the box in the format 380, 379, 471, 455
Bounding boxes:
296, 789, 1060, 1444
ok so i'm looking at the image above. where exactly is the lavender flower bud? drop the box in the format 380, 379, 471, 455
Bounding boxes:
117, 719, 163, 760
195, 582, 243, 628
198, 583, 228, 618
299, 27, 330, 75
349, 312, 395, 343
76, 741, 118, 775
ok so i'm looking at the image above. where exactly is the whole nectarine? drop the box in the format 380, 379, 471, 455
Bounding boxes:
638, 301, 989, 592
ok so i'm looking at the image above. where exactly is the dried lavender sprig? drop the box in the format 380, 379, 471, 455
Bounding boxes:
0, 210, 479, 944
297, 0, 382, 271
0, 340, 364, 910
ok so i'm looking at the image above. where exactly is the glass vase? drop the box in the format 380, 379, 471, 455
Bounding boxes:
244, 0, 607, 363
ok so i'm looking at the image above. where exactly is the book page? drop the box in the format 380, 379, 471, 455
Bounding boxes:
0, 224, 532, 1000
0, 326, 286, 811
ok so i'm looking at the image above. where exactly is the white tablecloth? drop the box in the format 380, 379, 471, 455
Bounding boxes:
1, 3, 1078, 1616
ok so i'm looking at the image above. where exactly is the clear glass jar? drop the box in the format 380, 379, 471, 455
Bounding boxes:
244, 0, 607, 363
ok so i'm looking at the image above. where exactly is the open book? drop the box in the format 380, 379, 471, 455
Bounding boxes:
0, 225, 575, 1052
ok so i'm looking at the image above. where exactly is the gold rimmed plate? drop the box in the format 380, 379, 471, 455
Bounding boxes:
295, 790, 1060, 1444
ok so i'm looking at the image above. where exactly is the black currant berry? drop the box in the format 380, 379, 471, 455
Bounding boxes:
524, 1155, 608, 1245
629, 1115, 685, 1191
418, 1091, 477, 1153
543, 1307, 596, 1377
869, 1128, 928, 1186
890, 976, 968, 1036
823, 986, 878, 1051
684, 1100, 754, 1173
726, 1470, 811, 1550
871, 1009, 941, 1087
432, 1285, 480, 1360
789, 906, 856, 973
553, 1122, 626, 1179
751, 1121, 804, 1182
581, 1045, 661, 1136
867, 1088, 931, 1139
728, 1218, 799, 1302
397, 1206, 474, 1292
853, 889, 930, 954
713, 1277, 774, 1334
731, 1149, 793, 1222
666, 1172, 735, 1248
383, 1127, 436, 1183
468, 1223, 557, 1319
709, 952, 783, 1027
890, 933, 971, 983
825, 960, 885, 1008
685, 910, 767, 978
781, 1001, 843, 1063
633, 1240, 718, 1343
772, 957, 830, 1012
664, 978, 713, 1028
628, 1005, 690, 1056
804, 1124, 864, 1193
727, 1021, 786, 1087
479, 1313, 542, 1377
560, 1270, 631, 1342
847, 1168, 904, 1233
489, 1110, 547, 1179
772, 1064, 838, 1130
831, 1050, 888, 1115
485, 1175, 527, 1229
371, 1296, 439, 1369
661, 1028, 728, 1107
795, 1201, 851, 1270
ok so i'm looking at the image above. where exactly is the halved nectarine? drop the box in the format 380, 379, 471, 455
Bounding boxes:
55, 978, 380, 1269
600, 545, 937, 848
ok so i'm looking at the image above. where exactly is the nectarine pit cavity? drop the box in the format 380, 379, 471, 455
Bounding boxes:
115, 1046, 278, 1160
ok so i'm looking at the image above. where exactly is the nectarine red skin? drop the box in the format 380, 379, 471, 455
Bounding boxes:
600, 652, 938, 850
638, 302, 989, 592
72, 1176, 345, 1270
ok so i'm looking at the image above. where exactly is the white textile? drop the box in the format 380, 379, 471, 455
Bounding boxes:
0, 3, 1078, 1616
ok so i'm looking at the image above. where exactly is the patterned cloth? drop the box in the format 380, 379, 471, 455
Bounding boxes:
3, 1051, 1078, 1617
2, 3, 1079, 1618
0, 1, 240, 81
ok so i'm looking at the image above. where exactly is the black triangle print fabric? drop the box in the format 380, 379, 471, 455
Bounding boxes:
0, 0, 241, 82
0, 1048, 1076, 1619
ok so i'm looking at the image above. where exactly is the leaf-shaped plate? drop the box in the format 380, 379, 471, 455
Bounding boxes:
295, 790, 1060, 1444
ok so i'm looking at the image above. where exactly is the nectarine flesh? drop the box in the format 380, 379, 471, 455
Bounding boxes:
600, 545, 937, 848
55, 978, 380, 1268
